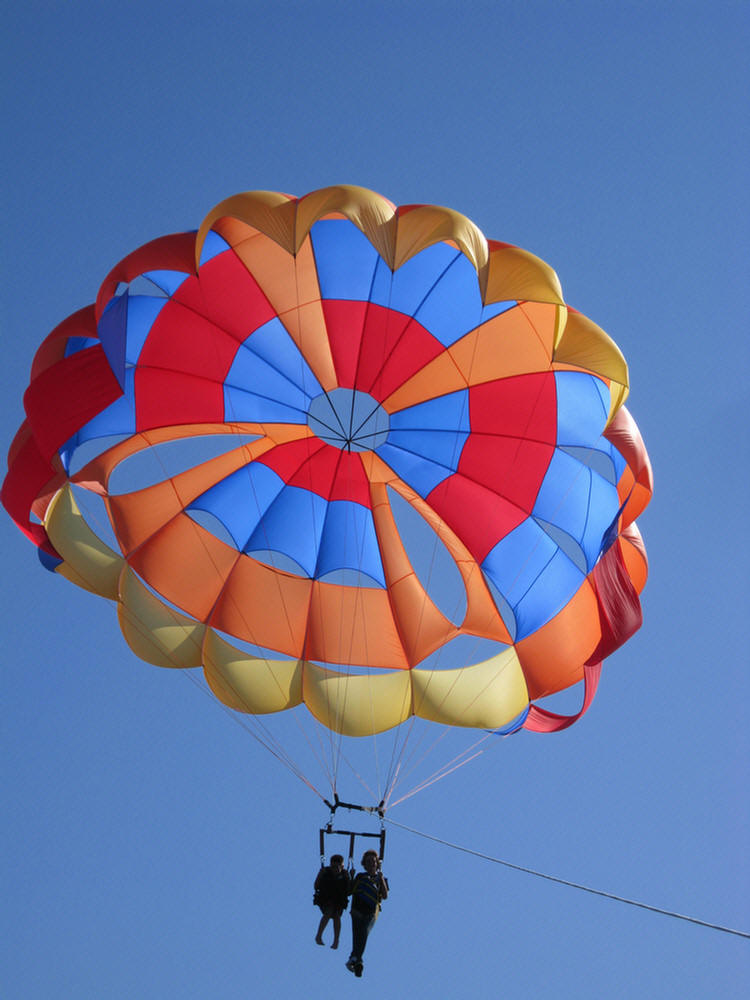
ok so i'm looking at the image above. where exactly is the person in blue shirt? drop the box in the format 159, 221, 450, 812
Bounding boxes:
345, 850, 389, 977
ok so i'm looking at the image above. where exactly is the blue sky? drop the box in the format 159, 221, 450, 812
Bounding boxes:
2, 2, 748, 998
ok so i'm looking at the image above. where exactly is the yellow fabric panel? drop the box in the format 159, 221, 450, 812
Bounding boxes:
117, 565, 204, 668
515, 579, 600, 699
411, 647, 528, 729
127, 514, 240, 623
202, 630, 302, 714
45, 485, 123, 599
195, 191, 298, 262
304, 580, 408, 668
553, 310, 629, 422
207, 553, 313, 657
483, 242, 564, 305
295, 186, 397, 262
303, 662, 412, 736
393, 204, 488, 274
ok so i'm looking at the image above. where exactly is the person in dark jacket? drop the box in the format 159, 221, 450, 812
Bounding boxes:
314, 854, 350, 949
345, 850, 389, 977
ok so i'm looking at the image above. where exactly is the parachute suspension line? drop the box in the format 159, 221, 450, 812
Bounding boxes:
122, 378, 331, 801
178, 667, 325, 801
385, 731, 496, 808
155, 263, 345, 800
383, 817, 750, 941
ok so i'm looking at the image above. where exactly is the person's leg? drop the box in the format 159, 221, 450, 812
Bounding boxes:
331, 912, 341, 949
315, 910, 330, 944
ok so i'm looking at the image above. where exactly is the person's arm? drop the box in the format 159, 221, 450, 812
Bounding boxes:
378, 873, 388, 900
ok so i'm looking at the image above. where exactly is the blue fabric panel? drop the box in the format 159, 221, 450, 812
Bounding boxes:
314, 500, 386, 586
370, 242, 458, 315
198, 231, 231, 266
385, 429, 468, 471
513, 548, 585, 640
482, 518, 585, 639
533, 450, 592, 543
226, 339, 316, 416
389, 389, 470, 433
124, 295, 168, 364
97, 291, 129, 390
374, 442, 454, 498
610, 442, 627, 482
488, 704, 530, 736
189, 462, 284, 550
143, 269, 189, 295
58, 368, 137, 472
579, 470, 620, 568
534, 449, 621, 569
64, 336, 99, 357
223, 385, 309, 424
411, 253, 511, 347
555, 371, 610, 447
559, 444, 619, 485
245, 483, 328, 578
310, 220, 381, 302
482, 517, 557, 607
387, 392, 470, 474
39, 547, 64, 572
242, 318, 323, 398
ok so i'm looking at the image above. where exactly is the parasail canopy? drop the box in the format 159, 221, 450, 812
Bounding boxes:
2, 185, 652, 766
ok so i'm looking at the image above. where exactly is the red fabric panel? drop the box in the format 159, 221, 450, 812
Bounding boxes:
458, 435, 553, 513
469, 374, 557, 441
523, 661, 602, 732
30, 305, 98, 381
24, 345, 123, 461
134, 369, 226, 431
321, 301, 442, 398
427, 473, 526, 562
256, 440, 372, 506
359, 308, 442, 400
256, 437, 326, 483
0, 425, 59, 552
585, 539, 643, 664
137, 299, 242, 381
172, 251, 277, 342
604, 405, 653, 496
95, 232, 197, 320
321, 300, 367, 388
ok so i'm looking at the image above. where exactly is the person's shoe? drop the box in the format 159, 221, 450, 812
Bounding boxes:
355, 962, 363, 977
346, 958, 357, 973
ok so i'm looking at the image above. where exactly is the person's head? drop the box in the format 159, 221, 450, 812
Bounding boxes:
330, 854, 344, 871
361, 850, 379, 872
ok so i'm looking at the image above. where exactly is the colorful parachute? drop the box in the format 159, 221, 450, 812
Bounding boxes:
2, 186, 652, 755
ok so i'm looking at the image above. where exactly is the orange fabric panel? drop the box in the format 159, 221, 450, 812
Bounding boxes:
101, 427, 312, 554
304, 580, 408, 669
368, 480, 457, 665
383, 302, 557, 413
126, 514, 240, 623
214, 222, 337, 392
363, 454, 512, 645
515, 579, 600, 699
207, 555, 314, 657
